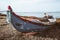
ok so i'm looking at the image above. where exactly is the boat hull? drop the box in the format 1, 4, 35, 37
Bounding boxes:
8, 6, 51, 33
11, 12, 50, 32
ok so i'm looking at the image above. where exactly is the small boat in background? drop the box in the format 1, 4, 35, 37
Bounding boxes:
6, 6, 56, 33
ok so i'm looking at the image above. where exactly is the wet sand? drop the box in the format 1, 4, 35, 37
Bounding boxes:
0, 14, 60, 40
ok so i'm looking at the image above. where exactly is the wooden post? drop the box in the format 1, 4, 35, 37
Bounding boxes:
6, 10, 11, 23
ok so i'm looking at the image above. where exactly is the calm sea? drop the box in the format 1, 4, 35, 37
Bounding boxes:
0, 12, 60, 18
16, 12, 60, 18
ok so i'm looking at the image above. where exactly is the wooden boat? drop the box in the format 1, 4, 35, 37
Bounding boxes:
7, 6, 56, 33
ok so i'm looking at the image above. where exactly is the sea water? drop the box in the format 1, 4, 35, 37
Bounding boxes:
0, 12, 60, 18
16, 12, 60, 18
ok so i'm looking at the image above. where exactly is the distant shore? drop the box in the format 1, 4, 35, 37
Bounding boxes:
0, 13, 60, 23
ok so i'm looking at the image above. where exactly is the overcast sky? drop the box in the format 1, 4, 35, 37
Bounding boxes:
0, 0, 60, 12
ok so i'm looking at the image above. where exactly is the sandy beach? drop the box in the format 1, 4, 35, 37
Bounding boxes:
0, 14, 60, 40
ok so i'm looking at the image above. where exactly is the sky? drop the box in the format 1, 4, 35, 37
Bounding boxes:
0, 0, 60, 12
0, 0, 60, 18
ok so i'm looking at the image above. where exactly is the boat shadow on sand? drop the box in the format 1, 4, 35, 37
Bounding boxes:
33, 22, 60, 40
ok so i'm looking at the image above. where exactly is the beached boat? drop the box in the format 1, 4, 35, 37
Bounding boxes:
7, 6, 56, 33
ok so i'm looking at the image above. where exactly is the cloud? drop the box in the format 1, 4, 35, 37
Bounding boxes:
0, 0, 60, 12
